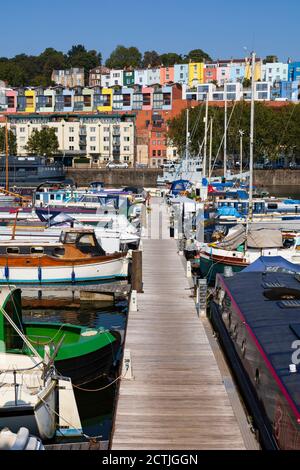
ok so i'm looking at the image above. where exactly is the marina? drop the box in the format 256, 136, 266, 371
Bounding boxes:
1, 6, 300, 453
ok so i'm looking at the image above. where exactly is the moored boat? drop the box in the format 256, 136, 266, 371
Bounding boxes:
0, 228, 129, 285
211, 267, 300, 449
0, 286, 121, 385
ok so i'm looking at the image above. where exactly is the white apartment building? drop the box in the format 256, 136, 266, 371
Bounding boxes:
3, 115, 135, 166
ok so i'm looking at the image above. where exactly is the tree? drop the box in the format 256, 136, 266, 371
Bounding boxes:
105, 45, 142, 69
167, 102, 300, 163
264, 55, 278, 64
160, 52, 183, 66
67, 44, 101, 81
142, 50, 161, 68
26, 128, 59, 157
185, 49, 212, 63
242, 78, 251, 88
0, 128, 17, 155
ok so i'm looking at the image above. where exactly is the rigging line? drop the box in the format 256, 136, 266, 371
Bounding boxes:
209, 101, 237, 178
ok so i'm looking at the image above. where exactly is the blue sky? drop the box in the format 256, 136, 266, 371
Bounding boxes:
1, 0, 299, 61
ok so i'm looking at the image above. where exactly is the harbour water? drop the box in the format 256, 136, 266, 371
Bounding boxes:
22, 300, 128, 441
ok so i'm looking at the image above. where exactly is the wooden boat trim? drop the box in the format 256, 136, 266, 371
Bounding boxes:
0, 252, 126, 268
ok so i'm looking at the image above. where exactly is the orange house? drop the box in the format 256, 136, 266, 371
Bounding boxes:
160, 67, 174, 85
204, 65, 217, 83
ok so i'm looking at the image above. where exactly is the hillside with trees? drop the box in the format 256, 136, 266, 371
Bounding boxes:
0, 45, 213, 87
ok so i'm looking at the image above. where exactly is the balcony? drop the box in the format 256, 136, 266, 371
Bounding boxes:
79, 127, 87, 135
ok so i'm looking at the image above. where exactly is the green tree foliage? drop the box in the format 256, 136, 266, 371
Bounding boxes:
0, 128, 17, 155
25, 128, 59, 157
105, 45, 142, 69
264, 55, 279, 64
160, 53, 183, 66
67, 44, 101, 76
168, 102, 300, 162
185, 49, 212, 63
142, 50, 161, 68
0, 45, 101, 87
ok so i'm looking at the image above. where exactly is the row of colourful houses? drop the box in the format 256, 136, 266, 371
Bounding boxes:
1, 78, 299, 116
0, 84, 179, 114
88, 60, 300, 88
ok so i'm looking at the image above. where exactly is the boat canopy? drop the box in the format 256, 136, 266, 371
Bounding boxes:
247, 228, 282, 248
217, 225, 246, 250
243, 256, 300, 273
283, 199, 300, 205
217, 207, 242, 218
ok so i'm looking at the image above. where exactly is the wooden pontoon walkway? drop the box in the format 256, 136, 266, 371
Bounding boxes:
111, 198, 247, 450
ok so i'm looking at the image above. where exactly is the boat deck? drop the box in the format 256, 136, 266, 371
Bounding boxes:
111, 197, 249, 450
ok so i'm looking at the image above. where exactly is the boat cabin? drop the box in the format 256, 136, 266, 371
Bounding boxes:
0, 229, 106, 258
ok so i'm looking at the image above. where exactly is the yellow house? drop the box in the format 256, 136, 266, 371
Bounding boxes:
188, 62, 204, 87
25, 90, 36, 113
245, 60, 262, 81
97, 88, 113, 112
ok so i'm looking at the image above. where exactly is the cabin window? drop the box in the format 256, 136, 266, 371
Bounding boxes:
64, 233, 78, 244
35, 194, 40, 200
267, 203, 278, 210
30, 247, 44, 254
6, 247, 20, 254
77, 234, 96, 247
50, 194, 55, 200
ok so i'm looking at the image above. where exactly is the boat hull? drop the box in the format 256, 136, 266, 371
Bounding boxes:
212, 278, 300, 449
0, 257, 129, 285
199, 252, 246, 283
0, 381, 57, 441
54, 331, 121, 385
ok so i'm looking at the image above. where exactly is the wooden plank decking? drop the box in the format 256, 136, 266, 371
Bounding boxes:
111, 198, 247, 450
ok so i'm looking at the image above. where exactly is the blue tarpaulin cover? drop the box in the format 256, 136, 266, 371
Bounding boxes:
243, 256, 300, 273
217, 206, 242, 218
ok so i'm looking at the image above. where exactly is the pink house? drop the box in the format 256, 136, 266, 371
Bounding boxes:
6, 89, 17, 113
142, 87, 153, 110
160, 67, 174, 85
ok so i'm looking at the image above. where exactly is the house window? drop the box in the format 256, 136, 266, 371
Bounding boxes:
90, 127, 96, 132
104, 137, 109, 141
90, 146, 96, 151
69, 136, 74, 142
69, 127, 74, 133
152, 150, 156, 157
124, 146, 130, 151
69, 146, 74, 150
20, 127, 26, 133
90, 137, 96, 142
104, 146, 109, 151
124, 137, 130, 142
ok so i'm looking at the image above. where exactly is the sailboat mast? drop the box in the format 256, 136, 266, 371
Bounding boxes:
208, 118, 213, 183
203, 93, 209, 178
5, 117, 9, 192
224, 81, 227, 179
186, 107, 190, 159
249, 51, 256, 220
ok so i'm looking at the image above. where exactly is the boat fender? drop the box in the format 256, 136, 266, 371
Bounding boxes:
71, 269, 76, 283
11, 427, 30, 451
38, 266, 42, 282
4, 265, 9, 280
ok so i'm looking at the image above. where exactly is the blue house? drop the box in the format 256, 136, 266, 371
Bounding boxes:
288, 62, 300, 82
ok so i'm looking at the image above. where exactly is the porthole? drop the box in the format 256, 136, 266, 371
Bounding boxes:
6, 247, 20, 254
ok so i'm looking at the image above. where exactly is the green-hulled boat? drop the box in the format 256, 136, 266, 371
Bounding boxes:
0, 287, 120, 385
